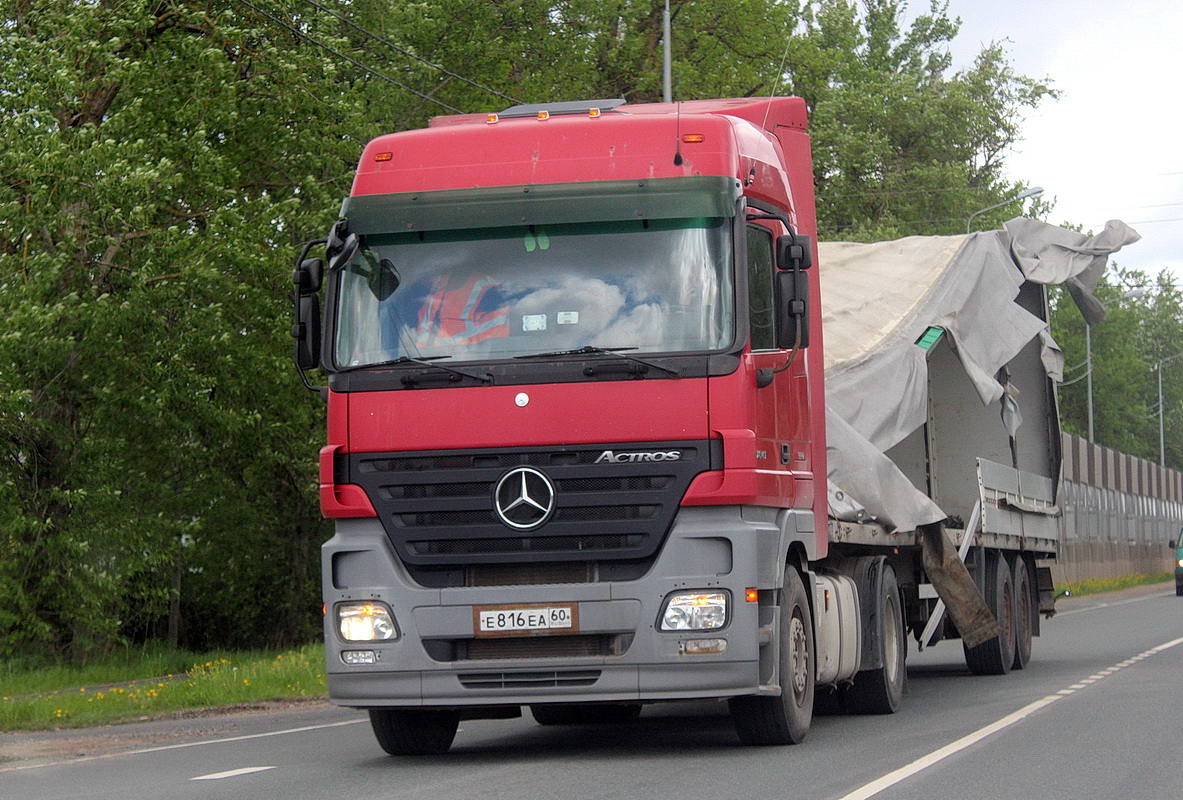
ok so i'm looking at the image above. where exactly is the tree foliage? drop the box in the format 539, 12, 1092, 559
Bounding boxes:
2, 0, 1157, 662
784, 0, 1055, 239
1052, 270, 1183, 467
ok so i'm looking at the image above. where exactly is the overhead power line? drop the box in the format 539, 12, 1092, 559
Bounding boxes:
300, 0, 522, 106
232, 0, 464, 114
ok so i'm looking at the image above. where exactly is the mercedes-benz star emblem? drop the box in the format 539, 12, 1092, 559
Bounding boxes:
494, 467, 556, 531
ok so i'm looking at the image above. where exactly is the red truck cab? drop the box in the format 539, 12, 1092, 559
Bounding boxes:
294, 98, 829, 753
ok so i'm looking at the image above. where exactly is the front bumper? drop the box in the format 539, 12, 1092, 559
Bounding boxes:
323, 506, 799, 708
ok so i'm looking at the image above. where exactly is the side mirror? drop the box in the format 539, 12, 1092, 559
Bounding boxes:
774, 269, 810, 349
773, 233, 813, 350
293, 294, 321, 371
776, 233, 812, 271
369, 258, 400, 302
292, 242, 326, 391
294, 257, 323, 296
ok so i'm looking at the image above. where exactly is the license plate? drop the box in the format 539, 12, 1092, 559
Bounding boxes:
474, 603, 579, 637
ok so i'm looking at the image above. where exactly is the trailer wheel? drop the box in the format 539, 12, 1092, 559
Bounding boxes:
963, 551, 1015, 676
1011, 556, 1033, 670
730, 566, 814, 745
369, 708, 460, 755
845, 564, 906, 714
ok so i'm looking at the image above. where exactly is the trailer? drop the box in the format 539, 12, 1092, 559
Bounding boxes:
292, 97, 1138, 754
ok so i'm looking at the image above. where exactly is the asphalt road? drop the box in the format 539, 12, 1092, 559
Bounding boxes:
3, 585, 1180, 800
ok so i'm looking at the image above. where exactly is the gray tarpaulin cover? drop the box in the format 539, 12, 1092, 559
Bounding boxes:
822, 218, 1140, 532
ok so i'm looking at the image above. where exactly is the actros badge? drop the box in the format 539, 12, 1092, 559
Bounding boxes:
493, 467, 556, 530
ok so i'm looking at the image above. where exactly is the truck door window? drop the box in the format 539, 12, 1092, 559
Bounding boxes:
747, 225, 775, 351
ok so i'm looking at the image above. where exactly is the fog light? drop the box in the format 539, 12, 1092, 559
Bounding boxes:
659, 591, 729, 631
341, 649, 377, 665
337, 601, 398, 642
681, 638, 727, 655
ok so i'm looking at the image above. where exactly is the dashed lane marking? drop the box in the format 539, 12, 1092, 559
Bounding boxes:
836, 635, 1183, 800
191, 766, 276, 781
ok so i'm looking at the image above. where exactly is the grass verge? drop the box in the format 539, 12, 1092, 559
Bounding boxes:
1056, 571, 1173, 598
1, 643, 326, 732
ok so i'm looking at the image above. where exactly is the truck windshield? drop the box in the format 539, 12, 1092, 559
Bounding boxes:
333, 217, 733, 367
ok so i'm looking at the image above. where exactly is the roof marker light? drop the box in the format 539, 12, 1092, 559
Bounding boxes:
374, 152, 393, 162
537, 110, 550, 120
682, 134, 705, 143
486, 113, 499, 124
589, 108, 602, 118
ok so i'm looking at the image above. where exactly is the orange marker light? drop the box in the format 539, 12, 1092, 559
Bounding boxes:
589, 108, 601, 118
374, 152, 393, 162
745, 588, 759, 603
486, 114, 500, 124
537, 110, 550, 120
682, 134, 706, 143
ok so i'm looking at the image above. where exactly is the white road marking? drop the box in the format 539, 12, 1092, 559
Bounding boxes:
836, 634, 1183, 800
1056, 590, 1172, 616
191, 766, 276, 781
1, 718, 366, 773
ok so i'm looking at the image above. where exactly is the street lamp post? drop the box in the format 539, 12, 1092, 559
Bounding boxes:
966, 186, 1044, 233
1155, 352, 1183, 466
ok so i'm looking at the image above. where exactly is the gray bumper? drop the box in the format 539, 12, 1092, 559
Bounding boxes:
323, 505, 803, 708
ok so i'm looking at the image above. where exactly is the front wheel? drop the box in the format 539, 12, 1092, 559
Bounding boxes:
730, 566, 814, 745
369, 708, 460, 755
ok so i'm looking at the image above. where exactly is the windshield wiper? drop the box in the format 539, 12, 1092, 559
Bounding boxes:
347, 355, 493, 385
394, 356, 493, 385
515, 345, 681, 377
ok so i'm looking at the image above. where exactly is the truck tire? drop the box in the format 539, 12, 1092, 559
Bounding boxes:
1011, 556, 1033, 670
963, 551, 1015, 676
530, 704, 642, 725
845, 564, 906, 714
729, 566, 814, 745
369, 708, 460, 755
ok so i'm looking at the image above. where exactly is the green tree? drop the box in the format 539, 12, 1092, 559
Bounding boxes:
784, 0, 1055, 239
0, 0, 353, 659
1052, 270, 1183, 467
0, 0, 1076, 661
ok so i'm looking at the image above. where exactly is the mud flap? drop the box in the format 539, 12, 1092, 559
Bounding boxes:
920, 523, 1001, 649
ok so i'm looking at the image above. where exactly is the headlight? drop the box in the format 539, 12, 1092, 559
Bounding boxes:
337, 602, 398, 642
659, 591, 729, 631
1176, 559, 1183, 568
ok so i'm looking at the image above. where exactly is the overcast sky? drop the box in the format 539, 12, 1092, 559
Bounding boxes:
931, 0, 1183, 282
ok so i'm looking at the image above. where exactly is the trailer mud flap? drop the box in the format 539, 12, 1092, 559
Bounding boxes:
920, 524, 1001, 649
847, 556, 890, 672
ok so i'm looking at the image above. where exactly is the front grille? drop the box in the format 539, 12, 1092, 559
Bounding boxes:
458, 669, 602, 689
345, 441, 715, 568
408, 534, 645, 557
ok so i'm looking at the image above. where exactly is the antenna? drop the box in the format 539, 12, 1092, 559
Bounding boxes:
662, 0, 672, 103
761, 38, 793, 132
673, 102, 683, 166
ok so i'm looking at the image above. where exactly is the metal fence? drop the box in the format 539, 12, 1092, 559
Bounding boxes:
1053, 433, 1183, 582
